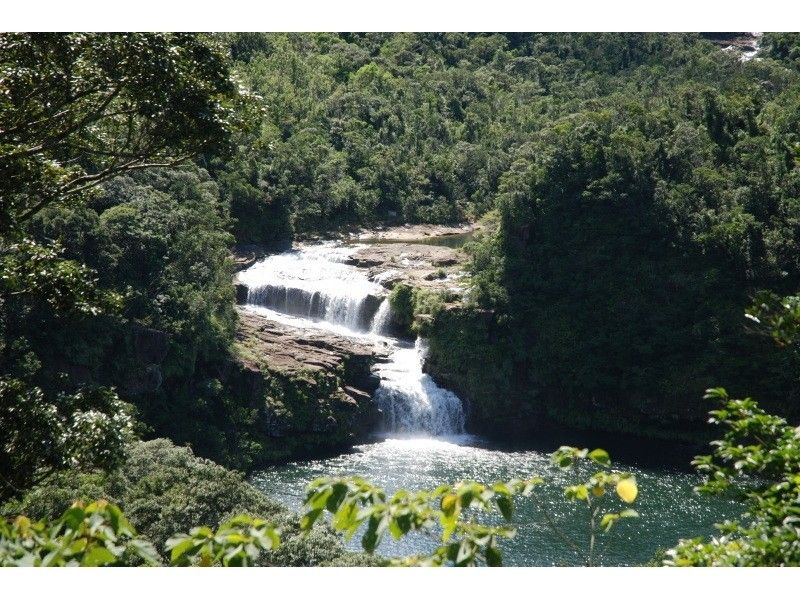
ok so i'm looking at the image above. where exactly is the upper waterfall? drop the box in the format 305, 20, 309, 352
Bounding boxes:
238, 243, 385, 332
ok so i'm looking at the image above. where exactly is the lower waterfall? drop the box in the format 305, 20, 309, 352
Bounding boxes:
238, 242, 466, 436
373, 338, 465, 435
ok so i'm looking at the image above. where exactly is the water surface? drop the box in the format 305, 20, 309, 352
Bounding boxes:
251, 435, 739, 566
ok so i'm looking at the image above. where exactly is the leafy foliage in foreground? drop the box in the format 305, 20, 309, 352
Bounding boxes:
301, 476, 540, 566
167, 515, 280, 567
1, 444, 639, 567
0, 500, 279, 567
666, 389, 800, 566
665, 287, 800, 566
0, 500, 159, 567
1, 439, 370, 567
300, 446, 639, 566
552, 447, 640, 565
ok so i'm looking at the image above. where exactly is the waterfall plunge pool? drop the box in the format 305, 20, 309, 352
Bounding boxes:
249, 436, 740, 566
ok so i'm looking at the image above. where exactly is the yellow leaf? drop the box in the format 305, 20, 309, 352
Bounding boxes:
616, 478, 638, 503
441, 494, 458, 516
591, 485, 605, 497
14, 515, 31, 533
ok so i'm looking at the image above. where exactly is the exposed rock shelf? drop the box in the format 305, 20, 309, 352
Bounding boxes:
235, 307, 389, 390
218, 308, 391, 465
348, 242, 469, 294
351, 222, 478, 243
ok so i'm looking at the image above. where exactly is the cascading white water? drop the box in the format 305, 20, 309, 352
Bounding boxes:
238, 242, 466, 436
373, 338, 465, 435
238, 243, 383, 331
369, 299, 392, 335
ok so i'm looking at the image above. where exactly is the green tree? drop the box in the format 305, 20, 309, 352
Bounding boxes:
0, 32, 249, 233
666, 388, 800, 566
0, 33, 248, 501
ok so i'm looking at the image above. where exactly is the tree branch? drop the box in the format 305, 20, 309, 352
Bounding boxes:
16, 154, 193, 224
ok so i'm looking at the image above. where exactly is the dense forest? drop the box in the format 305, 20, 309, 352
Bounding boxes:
3, 32, 800, 566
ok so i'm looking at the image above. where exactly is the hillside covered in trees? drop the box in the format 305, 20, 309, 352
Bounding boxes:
3, 32, 800, 567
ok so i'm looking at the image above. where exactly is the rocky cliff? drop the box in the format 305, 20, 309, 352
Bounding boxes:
220, 308, 390, 465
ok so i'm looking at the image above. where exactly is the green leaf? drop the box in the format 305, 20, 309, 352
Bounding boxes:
326, 483, 348, 513
440, 511, 457, 543
600, 513, 619, 531
496, 495, 514, 521
389, 518, 404, 540
61, 506, 86, 530
264, 526, 281, 550
68, 538, 88, 554
492, 482, 511, 495
455, 540, 473, 565
485, 545, 502, 567
300, 508, 323, 531
81, 546, 116, 567
168, 538, 197, 563
361, 518, 379, 553
309, 488, 333, 511
396, 513, 412, 535
588, 448, 611, 466
332, 502, 357, 534
565, 484, 589, 501
130, 538, 161, 565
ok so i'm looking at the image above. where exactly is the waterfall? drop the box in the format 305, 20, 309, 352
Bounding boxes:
369, 299, 392, 335
373, 338, 465, 436
238, 243, 383, 331
246, 284, 379, 330
238, 242, 466, 437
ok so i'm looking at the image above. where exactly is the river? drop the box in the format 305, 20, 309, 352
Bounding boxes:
238, 241, 739, 566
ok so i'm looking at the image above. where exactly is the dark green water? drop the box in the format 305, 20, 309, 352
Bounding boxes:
250, 435, 740, 566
